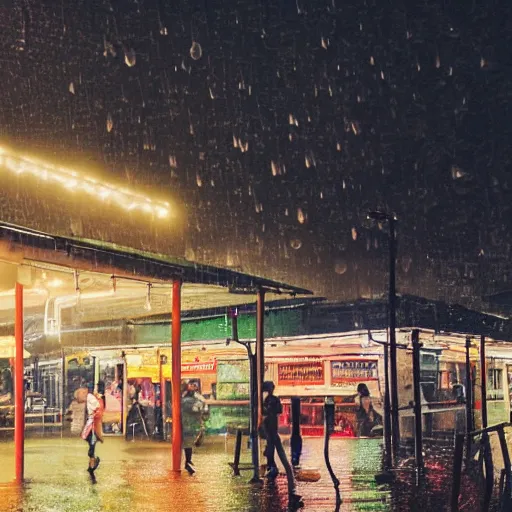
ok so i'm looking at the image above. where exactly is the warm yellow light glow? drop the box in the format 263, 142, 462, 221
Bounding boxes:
47, 278, 64, 288
0, 147, 171, 219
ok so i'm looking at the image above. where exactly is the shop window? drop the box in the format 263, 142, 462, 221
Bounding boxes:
438, 370, 452, 390
487, 368, 504, 401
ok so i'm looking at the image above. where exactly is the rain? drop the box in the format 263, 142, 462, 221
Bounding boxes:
0, 0, 511, 511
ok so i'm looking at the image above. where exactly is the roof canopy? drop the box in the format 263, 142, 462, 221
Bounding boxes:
0, 222, 312, 296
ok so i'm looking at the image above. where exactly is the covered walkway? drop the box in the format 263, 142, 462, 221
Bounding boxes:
0, 220, 311, 483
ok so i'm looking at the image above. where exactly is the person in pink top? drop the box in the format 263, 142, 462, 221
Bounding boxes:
81, 382, 104, 483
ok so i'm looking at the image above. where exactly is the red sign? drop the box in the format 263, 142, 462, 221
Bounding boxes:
182, 360, 217, 374
277, 361, 325, 386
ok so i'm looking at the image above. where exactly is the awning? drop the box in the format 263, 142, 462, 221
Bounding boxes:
0, 221, 312, 296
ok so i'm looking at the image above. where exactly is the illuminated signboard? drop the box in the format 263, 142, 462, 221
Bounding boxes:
278, 361, 324, 386
182, 361, 217, 374
331, 359, 378, 384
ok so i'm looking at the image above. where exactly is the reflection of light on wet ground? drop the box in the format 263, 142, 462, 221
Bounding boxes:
3, 433, 504, 511
0, 436, 390, 511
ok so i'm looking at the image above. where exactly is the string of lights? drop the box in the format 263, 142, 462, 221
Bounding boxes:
0, 147, 170, 219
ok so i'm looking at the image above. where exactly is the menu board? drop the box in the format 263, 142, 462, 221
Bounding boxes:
331, 360, 378, 384
217, 360, 250, 400
277, 361, 324, 385
217, 360, 250, 383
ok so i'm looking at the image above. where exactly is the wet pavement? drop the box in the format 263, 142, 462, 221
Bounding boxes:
0, 435, 388, 512
0, 433, 507, 511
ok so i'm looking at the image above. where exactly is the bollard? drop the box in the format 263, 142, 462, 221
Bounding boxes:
324, 398, 341, 509
451, 434, 464, 511
290, 397, 302, 467
232, 429, 243, 476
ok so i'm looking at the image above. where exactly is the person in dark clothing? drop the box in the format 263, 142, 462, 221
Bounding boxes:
356, 393, 383, 437
181, 382, 205, 474
261, 381, 303, 509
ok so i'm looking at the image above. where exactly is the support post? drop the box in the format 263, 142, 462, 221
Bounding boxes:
411, 329, 424, 483
171, 279, 182, 472
122, 356, 128, 436
256, 289, 265, 425
388, 216, 400, 460
14, 282, 24, 484
382, 342, 393, 470
160, 353, 167, 440
248, 351, 261, 482
480, 335, 488, 430
464, 337, 473, 461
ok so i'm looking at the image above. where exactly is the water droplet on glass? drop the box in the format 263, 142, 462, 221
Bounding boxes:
69, 82, 75, 95
169, 155, 177, 168
451, 165, 465, 179
106, 114, 114, 133
124, 48, 136, 67
370, 56, 375, 66
190, 41, 202, 60
290, 239, 302, 250
196, 174, 202, 187
334, 261, 348, 275
336, 142, 342, 152
321, 37, 328, 50
160, 26, 168, 36
402, 257, 413, 273
297, 208, 306, 224
435, 55, 441, 68
351, 227, 358, 240
271, 161, 279, 176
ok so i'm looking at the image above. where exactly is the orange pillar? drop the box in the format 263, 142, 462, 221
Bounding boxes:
14, 282, 24, 483
171, 279, 182, 471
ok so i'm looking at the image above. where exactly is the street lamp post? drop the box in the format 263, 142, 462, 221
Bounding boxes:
368, 210, 400, 462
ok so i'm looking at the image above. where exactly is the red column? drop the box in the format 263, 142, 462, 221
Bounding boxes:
171, 279, 182, 471
14, 282, 24, 483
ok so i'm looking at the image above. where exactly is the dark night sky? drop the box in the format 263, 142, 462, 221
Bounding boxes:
0, 0, 511, 311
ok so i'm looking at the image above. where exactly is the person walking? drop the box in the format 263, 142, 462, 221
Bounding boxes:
80, 383, 104, 483
181, 382, 205, 474
261, 381, 303, 509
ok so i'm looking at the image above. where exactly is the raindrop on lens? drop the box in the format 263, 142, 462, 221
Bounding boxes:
351, 227, 358, 240
290, 239, 302, 250
124, 48, 136, 67
190, 41, 202, 60
334, 261, 348, 275
297, 208, 306, 224
106, 114, 114, 133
